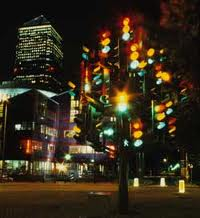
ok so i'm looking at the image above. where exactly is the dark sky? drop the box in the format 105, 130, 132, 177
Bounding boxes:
0, 0, 160, 84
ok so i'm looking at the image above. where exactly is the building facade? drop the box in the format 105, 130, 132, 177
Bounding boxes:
13, 15, 64, 93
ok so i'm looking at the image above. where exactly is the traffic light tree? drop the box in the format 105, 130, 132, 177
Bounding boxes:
74, 12, 197, 214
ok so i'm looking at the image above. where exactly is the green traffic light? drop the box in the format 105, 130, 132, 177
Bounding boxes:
103, 128, 114, 136
117, 103, 128, 113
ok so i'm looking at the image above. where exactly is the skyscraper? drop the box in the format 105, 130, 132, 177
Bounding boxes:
13, 15, 64, 93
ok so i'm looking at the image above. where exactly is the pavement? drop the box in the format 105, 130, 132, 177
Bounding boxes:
0, 182, 199, 218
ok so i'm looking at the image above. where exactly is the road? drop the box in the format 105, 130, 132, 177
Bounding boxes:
0, 182, 200, 217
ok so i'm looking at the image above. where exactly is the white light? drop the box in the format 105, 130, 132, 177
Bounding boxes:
102, 46, 111, 53
117, 103, 127, 112
65, 154, 71, 161
156, 78, 163, 85
148, 58, 154, 64
133, 178, 139, 187
166, 108, 173, 115
84, 83, 91, 92
157, 122, 166, 129
130, 60, 139, 69
134, 139, 143, 147
122, 32, 130, 41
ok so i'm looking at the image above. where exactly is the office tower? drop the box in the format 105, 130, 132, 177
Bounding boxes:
13, 15, 64, 92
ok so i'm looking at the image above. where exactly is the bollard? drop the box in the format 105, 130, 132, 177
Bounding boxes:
160, 177, 166, 187
133, 178, 139, 187
179, 180, 185, 193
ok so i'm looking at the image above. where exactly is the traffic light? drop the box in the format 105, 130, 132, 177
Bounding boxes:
100, 31, 111, 54
122, 17, 131, 41
168, 117, 176, 137
129, 43, 140, 70
73, 113, 86, 144
82, 45, 90, 61
115, 91, 129, 113
154, 103, 167, 130
131, 118, 143, 147
165, 100, 176, 137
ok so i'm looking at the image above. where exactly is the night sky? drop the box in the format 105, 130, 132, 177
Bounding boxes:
0, 0, 160, 84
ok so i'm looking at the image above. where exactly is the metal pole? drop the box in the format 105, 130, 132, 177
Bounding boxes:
118, 114, 129, 215
151, 100, 154, 134
1, 101, 7, 182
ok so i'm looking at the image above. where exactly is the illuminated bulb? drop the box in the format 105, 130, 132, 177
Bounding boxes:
130, 60, 139, 69
102, 45, 111, 53
122, 32, 130, 41
134, 139, 143, 147
166, 108, 173, 115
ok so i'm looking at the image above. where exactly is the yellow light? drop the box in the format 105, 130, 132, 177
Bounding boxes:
179, 180, 185, 193
122, 25, 130, 33
165, 101, 173, 107
133, 130, 143, 139
68, 81, 76, 89
155, 71, 162, 78
133, 122, 140, 129
160, 177, 166, 187
147, 48, 155, 57
123, 17, 130, 26
93, 66, 101, 73
161, 72, 171, 82
133, 178, 139, 187
138, 60, 147, 69
103, 68, 110, 75
160, 49, 164, 54
82, 45, 90, 53
156, 112, 166, 121
130, 43, 138, 52
73, 125, 81, 133
117, 92, 128, 104
101, 38, 111, 46
130, 51, 139, 60
154, 104, 165, 112
168, 126, 176, 134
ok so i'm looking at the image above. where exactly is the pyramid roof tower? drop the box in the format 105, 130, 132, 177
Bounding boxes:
22, 15, 50, 27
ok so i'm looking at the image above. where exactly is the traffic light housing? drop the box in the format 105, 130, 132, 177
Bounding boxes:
115, 91, 129, 113
122, 17, 131, 41
131, 118, 144, 147
154, 103, 167, 130
100, 31, 111, 55
73, 113, 86, 144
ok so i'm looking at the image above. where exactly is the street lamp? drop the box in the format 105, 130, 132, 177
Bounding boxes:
115, 90, 130, 214
0, 94, 9, 182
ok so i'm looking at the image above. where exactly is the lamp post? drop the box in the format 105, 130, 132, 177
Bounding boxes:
115, 91, 130, 215
0, 94, 8, 182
